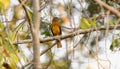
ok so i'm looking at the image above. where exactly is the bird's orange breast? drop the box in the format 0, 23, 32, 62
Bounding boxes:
50, 22, 61, 36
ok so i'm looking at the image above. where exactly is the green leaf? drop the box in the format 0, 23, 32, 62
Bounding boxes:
80, 18, 91, 29
5, 38, 14, 53
7, 32, 16, 43
41, 30, 51, 37
0, 52, 3, 62
0, 37, 2, 46
0, 23, 6, 38
80, 18, 96, 30
88, 19, 96, 27
108, 19, 118, 25
0, 2, 4, 14
0, 22, 4, 29
25, 35, 31, 39
110, 39, 120, 51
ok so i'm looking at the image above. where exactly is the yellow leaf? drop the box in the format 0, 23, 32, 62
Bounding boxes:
9, 61, 16, 69
8, 32, 16, 43
80, 18, 96, 30
10, 53, 19, 63
88, 19, 96, 27
0, 0, 10, 13
80, 18, 91, 29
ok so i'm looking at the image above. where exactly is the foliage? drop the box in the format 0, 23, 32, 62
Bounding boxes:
80, 18, 96, 30
0, 0, 10, 14
0, 22, 19, 69
110, 38, 120, 51
87, 1, 101, 17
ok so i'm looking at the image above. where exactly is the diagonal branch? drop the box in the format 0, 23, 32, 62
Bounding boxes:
94, 0, 120, 18
18, 0, 33, 30
14, 24, 120, 44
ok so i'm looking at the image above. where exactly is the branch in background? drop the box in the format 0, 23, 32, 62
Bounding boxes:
39, 0, 50, 12
94, 7, 120, 20
18, 0, 33, 30
22, 43, 56, 68
40, 43, 56, 56
94, 0, 120, 18
14, 24, 120, 45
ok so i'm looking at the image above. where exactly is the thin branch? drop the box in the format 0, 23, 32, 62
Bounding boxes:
41, 43, 56, 56
18, 0, 33, 30
14, 24, 120, 44
22, 43, 56, 68
39, 0, 49, 12
94, 0, 120, 18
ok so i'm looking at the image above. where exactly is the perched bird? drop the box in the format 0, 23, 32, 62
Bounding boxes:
50, 17, 62, 48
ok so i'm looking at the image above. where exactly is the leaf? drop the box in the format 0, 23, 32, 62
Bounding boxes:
0, 22, 4, 29
9, 62, 16, 69
80, 18, 96, 30
0, 0, 10, 14
4, 38, 14, 53
41, 23, 51, 37
7, 32, 16, 43
0, 22, 6, 37
108, 19, 118, 25
80, 18, 91, 29
87, 2, 100, 17
25, 35, 31, 39
0, 52, 3, 62
10, 53, 19, 63
110, 39, 120, 51
88, 19, 96, 27
0, 2, 4, 14
41, 30, 51, 37
0, 37, 2, 46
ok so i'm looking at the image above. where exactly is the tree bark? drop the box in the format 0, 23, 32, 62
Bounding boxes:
32, 0, 41, 69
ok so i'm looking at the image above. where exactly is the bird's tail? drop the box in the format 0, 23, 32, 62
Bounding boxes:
57, 40, 62, 48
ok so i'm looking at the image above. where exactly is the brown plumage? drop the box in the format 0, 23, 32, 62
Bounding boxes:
50, 17, 62, 48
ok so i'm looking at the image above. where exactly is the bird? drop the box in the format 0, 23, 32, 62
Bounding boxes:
50, 17, 62, 48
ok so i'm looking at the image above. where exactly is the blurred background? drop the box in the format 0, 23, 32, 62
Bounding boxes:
0, 0, 120, 69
